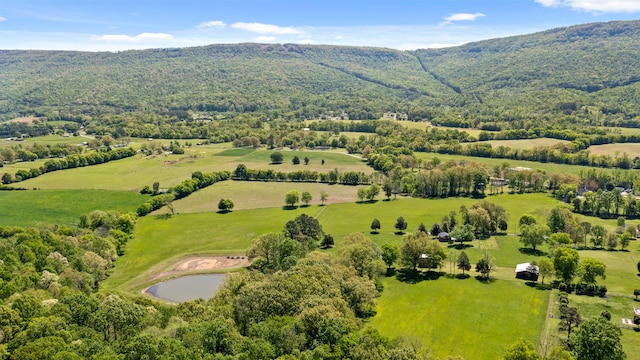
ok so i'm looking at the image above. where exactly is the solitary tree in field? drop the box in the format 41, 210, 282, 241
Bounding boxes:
457, 251, 471, 275
634, 289, 640, 301
304, 156, 310, 165
285, 190, 300, 207
217, 198, 234, 212
301, 191, 312, 206
320, 191, 328, 205
370, 218, 381, 234
395, 217, 408, 234
270, 151, 283, 164
292, 156, 300, 165
152, 182, 160, 195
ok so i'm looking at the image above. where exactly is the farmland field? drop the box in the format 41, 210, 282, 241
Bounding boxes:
0, 189, 147, 227
370, 276, 549, 360
588, 143, 640, 157
484, 138, 570, 149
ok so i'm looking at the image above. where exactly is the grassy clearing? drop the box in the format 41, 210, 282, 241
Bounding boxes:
484, 138, 569, 149
414, 152, 613, 175
0, 134, 87, 148
0, 189, 147, 227
588, 143, 640, 157
369, 275, 549, 360
17, 147, 369, 191
162, 180, 367, 213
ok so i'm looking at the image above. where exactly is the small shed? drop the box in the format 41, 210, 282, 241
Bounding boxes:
515, 263, 539, 281
437, 232, 450, 242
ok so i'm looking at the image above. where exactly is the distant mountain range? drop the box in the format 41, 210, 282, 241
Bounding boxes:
1, 19, 639, 124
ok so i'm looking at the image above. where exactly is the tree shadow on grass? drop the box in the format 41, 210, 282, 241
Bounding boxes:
216, 210, 232, 214
518, 248, 548, 257
282, 205, 298, 210
394, 231, 405, 235
474, 275, 496, 284
448, 243, 473, 250
396, 269, 443, 284
524, 281, 552, 291
445, 273, 470, 280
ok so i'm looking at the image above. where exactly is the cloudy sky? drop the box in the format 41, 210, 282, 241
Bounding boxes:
0, 0, 639, 51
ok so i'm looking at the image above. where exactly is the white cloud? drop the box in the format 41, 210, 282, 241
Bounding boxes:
254, 36, 276, 42
96, 32, 173, 42
197, 20, 227, 29
231, 22, 303, 35
444, 12, 486, 22
535, 0, 640, 13
299, 39, 314, 44
0, 16, 6, 22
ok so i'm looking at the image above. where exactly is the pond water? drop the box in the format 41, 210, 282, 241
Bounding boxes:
146, 274, 226, 303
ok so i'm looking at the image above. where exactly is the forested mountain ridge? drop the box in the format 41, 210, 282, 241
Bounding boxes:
1, 20, 640, 126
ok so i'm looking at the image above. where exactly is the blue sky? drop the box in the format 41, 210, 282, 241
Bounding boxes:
0, 0, 639, 51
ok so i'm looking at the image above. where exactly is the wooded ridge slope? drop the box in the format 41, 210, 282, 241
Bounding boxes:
1, 19, 639, 124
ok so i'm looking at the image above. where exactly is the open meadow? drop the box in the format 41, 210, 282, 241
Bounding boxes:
483, 138, 570, 149
16, 146, 369, 191
0, 189, 147, 227
588, 143, 640, 157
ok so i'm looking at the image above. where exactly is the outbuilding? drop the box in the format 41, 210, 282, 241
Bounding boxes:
515, 262, 539, 281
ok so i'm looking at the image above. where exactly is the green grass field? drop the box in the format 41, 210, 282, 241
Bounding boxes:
369, 275, 549, 360
0, 189, 148, 227
16, 147, 369, 191
414, 152, 615, 176
161, 180, 367, 213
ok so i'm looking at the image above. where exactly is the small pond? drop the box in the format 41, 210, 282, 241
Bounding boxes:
146, 274, 226, 303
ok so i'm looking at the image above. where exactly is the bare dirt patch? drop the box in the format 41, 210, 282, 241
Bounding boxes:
150, 256, 248, 281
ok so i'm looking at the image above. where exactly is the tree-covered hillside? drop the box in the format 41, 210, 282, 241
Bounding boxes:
1, 20, 640, 127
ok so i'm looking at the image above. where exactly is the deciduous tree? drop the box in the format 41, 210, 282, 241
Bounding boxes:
570, 317, 625, 360
381, 243, 399, 271
457, 251, 471, 275
395, 217, 408, 234
553, 247, 580, 284
370, 218, 381, 233
285, 190, 300, 207
519, 223, 550, 251
578, 258, 606, 285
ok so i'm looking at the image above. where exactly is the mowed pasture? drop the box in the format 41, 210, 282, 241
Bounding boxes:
16, 146, 369, 191
0, 189, 148, 227
588, 143, 640, 158
160, 180, 367, 213
414, 152, 616, 176
370, 276, 549, 360
483, 137, 569, 149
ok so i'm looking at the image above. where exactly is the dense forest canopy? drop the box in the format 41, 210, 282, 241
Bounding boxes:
1, 20, 640, 129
